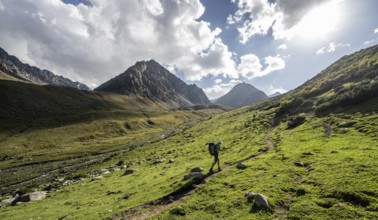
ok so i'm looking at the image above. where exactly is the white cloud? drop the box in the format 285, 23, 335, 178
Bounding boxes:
227, 0, 278, 44
364, 39, 374, 45
374, 28, 378, 34
316, 42, 350, 55
316, 47, 326, 55
278, 44, 287, 50
228, 0, 341, 43
263, 55, 286, 74
0, 0, 237, 87
237, 54, 262, 79
214, 78, 222, 84
328, 42, 337, 52
237, 54, 285, 79
204, 79, 242, 100
268, 85, 287, 95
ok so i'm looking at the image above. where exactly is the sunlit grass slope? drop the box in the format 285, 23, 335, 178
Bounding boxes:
1, 98, 376, 219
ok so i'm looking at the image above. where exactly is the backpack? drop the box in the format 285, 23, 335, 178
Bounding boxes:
208, 142, 215, 155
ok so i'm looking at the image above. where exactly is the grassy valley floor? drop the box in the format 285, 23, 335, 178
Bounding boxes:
1, 101, 377, 219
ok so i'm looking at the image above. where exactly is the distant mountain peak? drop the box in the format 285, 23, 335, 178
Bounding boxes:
0, 47, 90, 90
216, 82, 267, 108
95, 60, 211, 107
269, 92, 281, 98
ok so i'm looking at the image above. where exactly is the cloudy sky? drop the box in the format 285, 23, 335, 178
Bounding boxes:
0, 0, 377, 99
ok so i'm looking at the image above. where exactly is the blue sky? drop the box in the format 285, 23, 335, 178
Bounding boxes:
0, 0, 377, 98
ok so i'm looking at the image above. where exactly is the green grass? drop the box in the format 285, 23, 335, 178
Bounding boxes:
154, 112, 378, 220
0, 101, 377, 219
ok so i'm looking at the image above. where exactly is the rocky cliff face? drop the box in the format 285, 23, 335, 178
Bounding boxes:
95, 60, 211, 107
0, 47, 90, 90
216, 82, 268, 108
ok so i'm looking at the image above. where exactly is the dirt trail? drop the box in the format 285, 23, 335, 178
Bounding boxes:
108, 126, 276, 220
324, 123, 332, 138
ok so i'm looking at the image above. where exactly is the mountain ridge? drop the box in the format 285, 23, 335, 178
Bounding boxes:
0, 47, 90, 90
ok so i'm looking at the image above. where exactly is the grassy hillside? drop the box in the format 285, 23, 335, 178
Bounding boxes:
0, 80, 163, 131
0, 45, 377, 219
0, 80, 224, 193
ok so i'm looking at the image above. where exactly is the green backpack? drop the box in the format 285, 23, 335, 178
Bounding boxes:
208, 142, 215, 155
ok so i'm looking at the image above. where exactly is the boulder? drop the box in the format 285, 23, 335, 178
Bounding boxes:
11, 191, 46, 205
92, 176, 103, 180
294, 161, 305, 167
190, 167, 203, 172
168, 158, 175, 163
236, 162, 247, 169
123, 169, 137, 175
154, 158, 166, 164
245, 192, 270, 209
183, 172, 204, 181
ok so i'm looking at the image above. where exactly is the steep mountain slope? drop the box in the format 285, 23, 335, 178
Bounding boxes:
266, 44, 378, 120
95, 60, 211, 107
0, 80, 160, 131
216, 82, 268, 108
0, 47, 90, 90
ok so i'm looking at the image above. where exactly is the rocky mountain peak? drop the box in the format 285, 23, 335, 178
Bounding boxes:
216, 82, 268, 108
95, 60, 211, 107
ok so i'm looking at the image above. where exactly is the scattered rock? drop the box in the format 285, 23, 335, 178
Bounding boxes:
92, 176, 103, 180
168, 158, 175, 163
1, 197, 15, 204
11, 191, 46, 205
102, 171, 111, 175
120, 165, 127, 170
245, 192, 254, 203
183, 172, 204, 181
295, 161, 305, 167
100, 169, 109, 174
154, 158, 166, 164
110, 167, 120, 172
236, 162, 247, 169
123, 169, 137, 175
54, 177, 65, 182
62, 180, 74, 186
190, 167, 203, 172
245, 192, 270, 208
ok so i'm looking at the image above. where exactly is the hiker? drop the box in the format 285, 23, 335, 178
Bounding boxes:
209, 140, 223, 174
